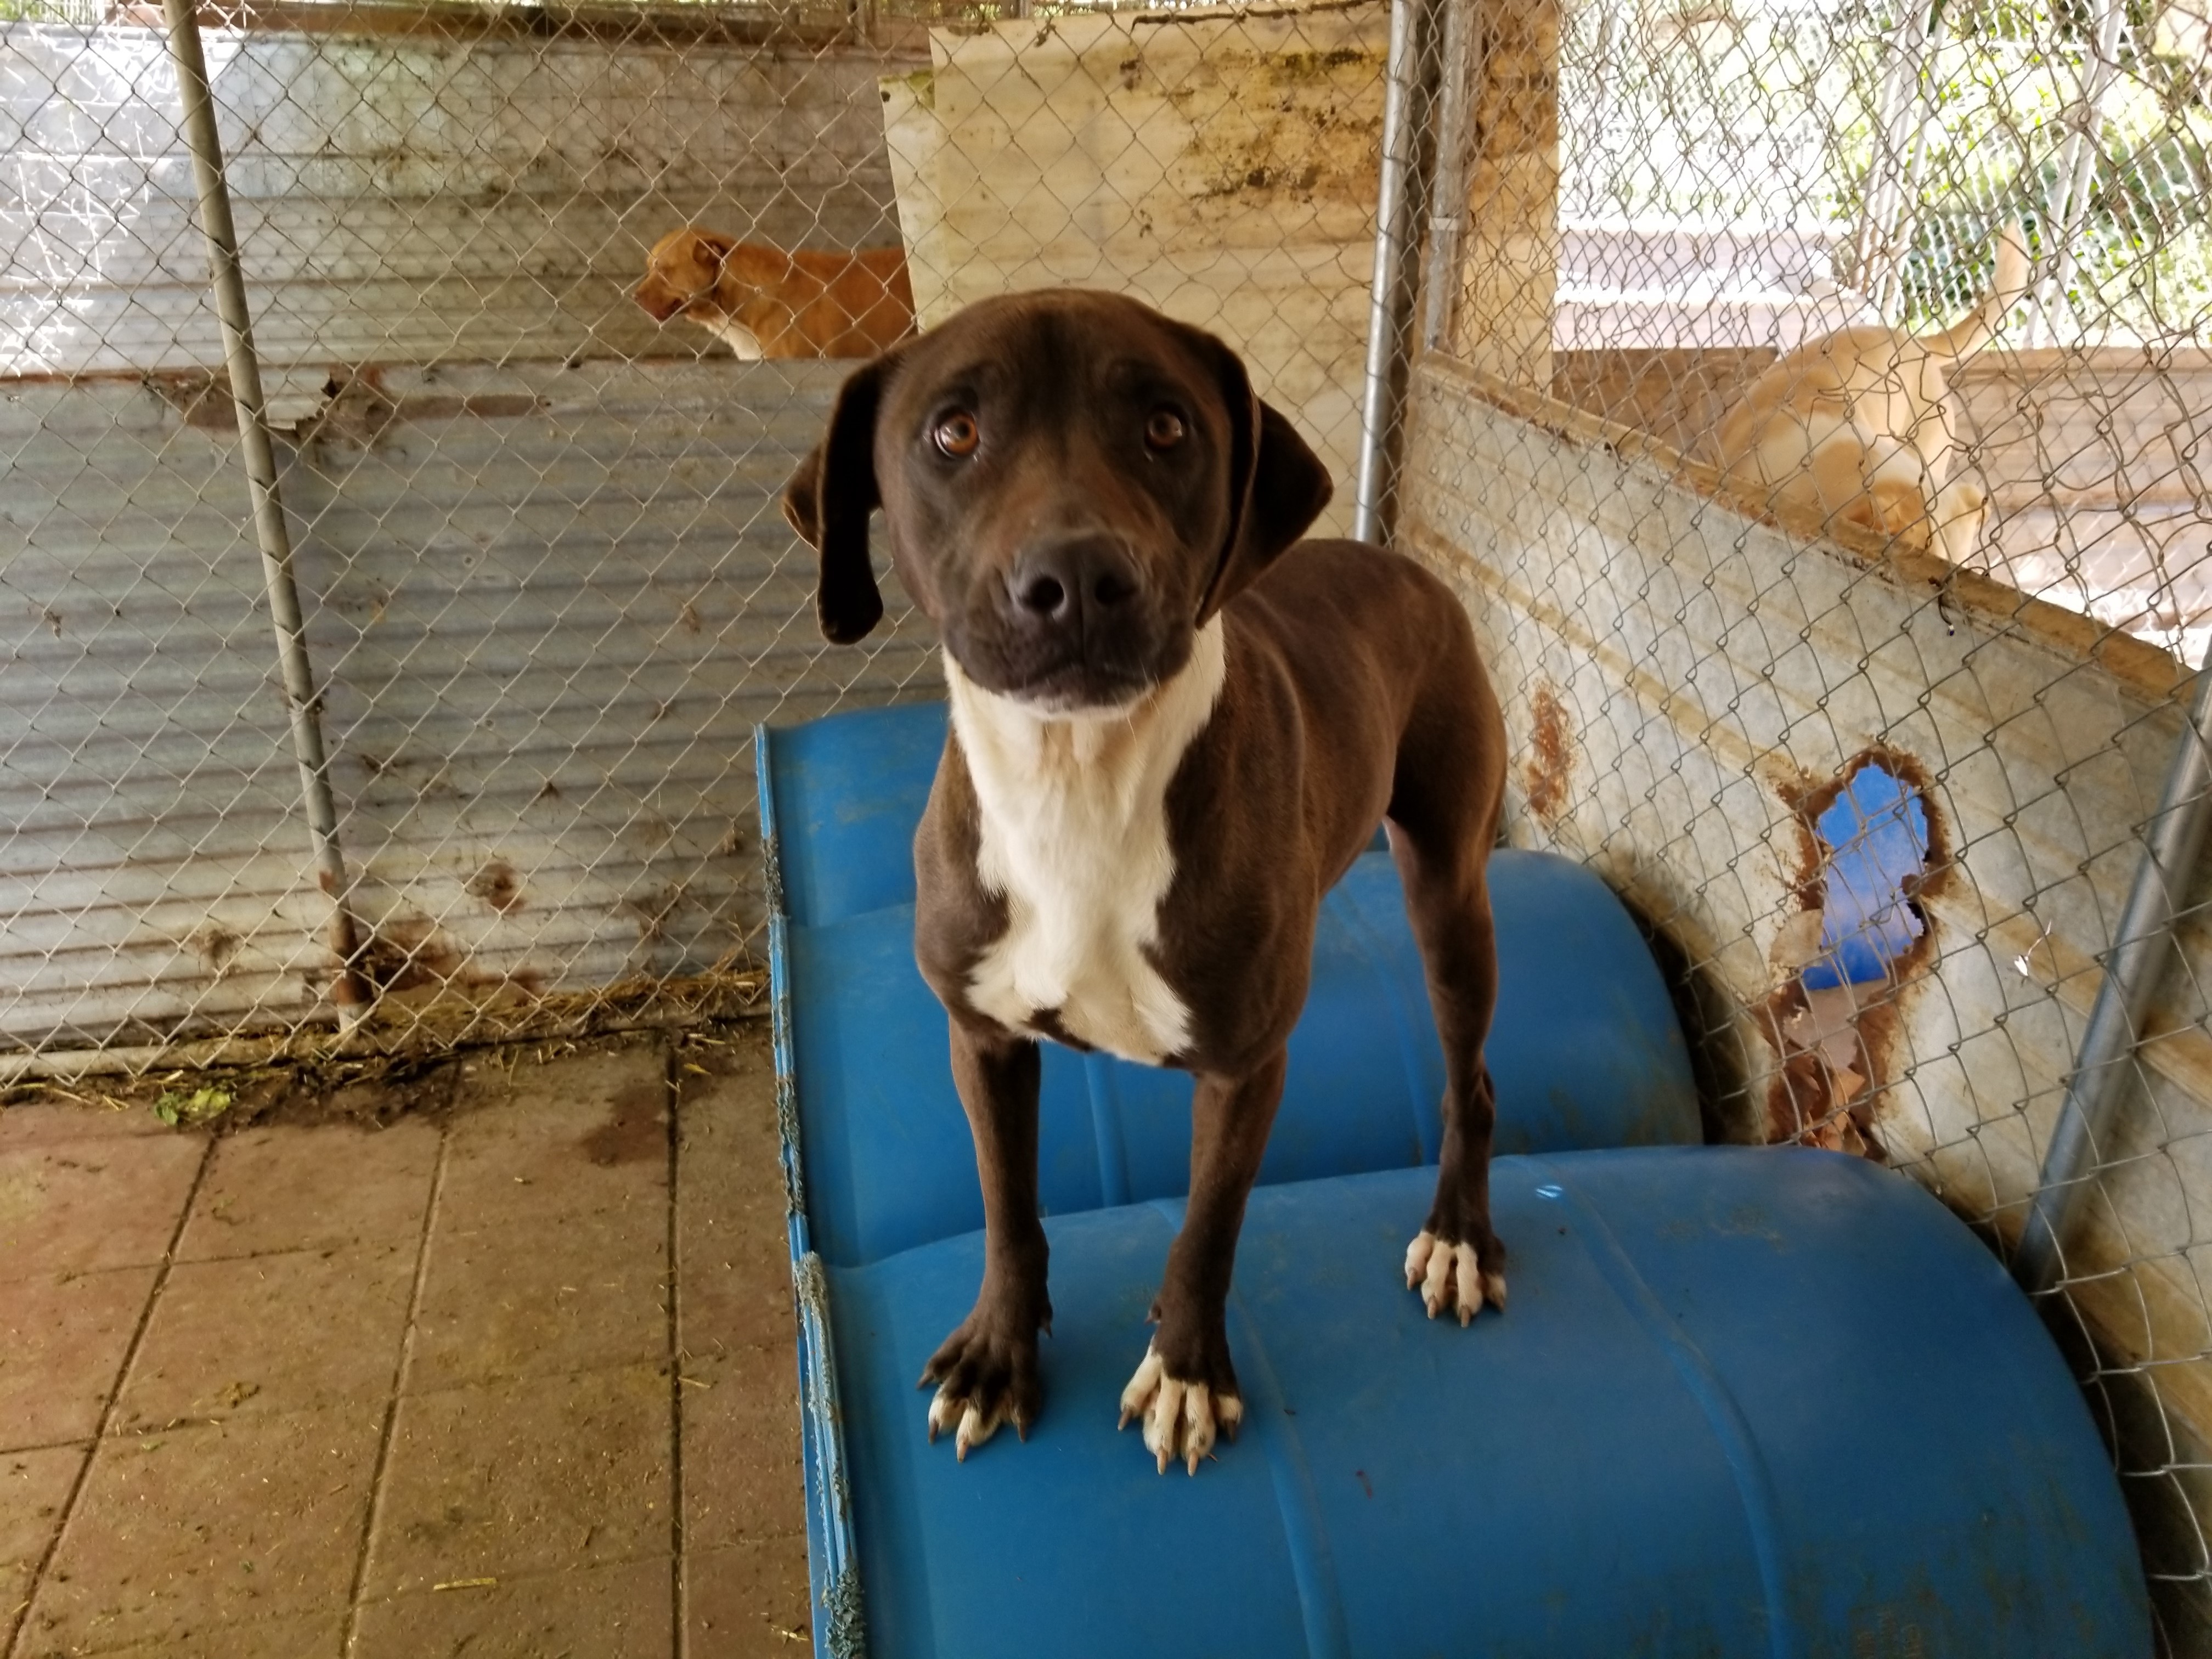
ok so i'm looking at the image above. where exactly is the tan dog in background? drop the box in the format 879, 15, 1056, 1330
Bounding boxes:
1714, 224, 2030, 564
634, 227, 916, 360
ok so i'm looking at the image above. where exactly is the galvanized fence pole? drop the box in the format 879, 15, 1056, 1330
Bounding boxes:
1417, 0, 1472, 353
1353, 0, 1431, 545
2017, 641, 2212, 1293
159, 0, 372, 1024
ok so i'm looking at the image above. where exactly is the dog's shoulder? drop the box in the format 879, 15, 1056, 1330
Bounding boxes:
1245, 537, 1445, 602
1228, 539, 1464, 662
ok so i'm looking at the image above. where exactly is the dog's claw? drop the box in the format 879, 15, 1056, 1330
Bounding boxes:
929, 1384, 1009, 1461
1149, 1375, 1185, 1473
1120, 1343, 1234, 1475
1421, 1234, 1453, 1318
1118, 1346, 1163, 1434
1404, 1231, 1431, 1290
1406, 1229, 1506, 1324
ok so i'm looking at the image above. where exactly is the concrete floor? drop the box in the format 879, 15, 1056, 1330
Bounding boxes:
0, 1025, 810, 1658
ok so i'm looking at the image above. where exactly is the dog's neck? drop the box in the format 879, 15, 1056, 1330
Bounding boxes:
942, 620, 1227, 1063
944, 619, 1227, 838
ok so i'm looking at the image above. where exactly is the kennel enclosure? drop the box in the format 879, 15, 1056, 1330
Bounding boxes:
7, 0, 2212, 1645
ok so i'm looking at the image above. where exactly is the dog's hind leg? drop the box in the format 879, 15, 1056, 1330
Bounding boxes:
1389, 643, 1510, 1325
919, 1019, 1052, 1459
1119, 1050, 1287, 1474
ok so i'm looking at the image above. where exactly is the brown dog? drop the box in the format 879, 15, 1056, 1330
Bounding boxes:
634, 227, 916, 359
782, 290, 1508, 1474
1714, 224, 2030, 562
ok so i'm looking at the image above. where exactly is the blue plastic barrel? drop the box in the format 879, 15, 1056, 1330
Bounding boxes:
756, 702, 2149, 1659
827, 1150, 2149, 1658
764, 702, 1701, 1268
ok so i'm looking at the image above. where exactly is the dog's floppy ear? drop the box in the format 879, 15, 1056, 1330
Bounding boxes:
781, 356, 890, 645
1181, 326, 1334, 625
690, 228, 737, 268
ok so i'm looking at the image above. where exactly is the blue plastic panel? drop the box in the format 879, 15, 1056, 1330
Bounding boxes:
757, 704, 2147, 1659
768, 698, 951, 929
791, 847, 1697, 1268
828, 1149, 2149, 1659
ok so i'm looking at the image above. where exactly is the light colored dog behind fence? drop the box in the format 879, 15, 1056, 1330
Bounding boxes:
1713, 224, 2032, 565
634, 227, 917, 360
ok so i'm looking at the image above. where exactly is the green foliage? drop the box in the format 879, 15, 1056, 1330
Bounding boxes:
153, 1085, 233, 1127
1809, 2, 2210, 337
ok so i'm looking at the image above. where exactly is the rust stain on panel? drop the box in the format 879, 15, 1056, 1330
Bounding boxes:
298, 367, 553, 453
354, 913, 460, 996
145, 369, 239, 431
466, 860, 525, 913
1522, 681, 1574, 826
620, 883, 687, 945
192, 924, 242, 972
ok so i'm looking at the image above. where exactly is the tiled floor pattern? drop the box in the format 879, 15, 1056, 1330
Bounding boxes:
0, 1027, 809, 1657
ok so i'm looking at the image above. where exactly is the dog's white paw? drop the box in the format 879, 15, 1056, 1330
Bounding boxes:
1404, 1229, 1507, 1325
1115, 1344, 1243, 1475
927, 1383, 1013, 1461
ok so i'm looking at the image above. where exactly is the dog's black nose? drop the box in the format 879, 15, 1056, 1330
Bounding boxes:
1008, 535, 1140, 626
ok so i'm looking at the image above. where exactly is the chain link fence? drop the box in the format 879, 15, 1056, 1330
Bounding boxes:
0, 0, 1402, 1081
6, 0, 2212, 1641
2, 0, 952, 1070
1371, 0, 2212, 1646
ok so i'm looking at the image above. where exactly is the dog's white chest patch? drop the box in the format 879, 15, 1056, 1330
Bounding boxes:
946, 623, 1227, 1066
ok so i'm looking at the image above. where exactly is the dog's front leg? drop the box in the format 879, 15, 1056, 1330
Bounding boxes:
921, 1018, 1051, 1459
1119, 1050, 1288, 1475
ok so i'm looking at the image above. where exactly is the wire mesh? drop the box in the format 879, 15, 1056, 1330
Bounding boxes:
2, 0, 956, 1066
1, 0, 1397, 1081
4, 0, 2212, 1642
1380, 0, 2212, 1646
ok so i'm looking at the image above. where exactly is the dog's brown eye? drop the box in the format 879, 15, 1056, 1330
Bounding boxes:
933, 411, 980, 459
1144, 409, 1187, 452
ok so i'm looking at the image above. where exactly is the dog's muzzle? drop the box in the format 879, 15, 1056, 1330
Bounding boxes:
989, 531, 1163, 708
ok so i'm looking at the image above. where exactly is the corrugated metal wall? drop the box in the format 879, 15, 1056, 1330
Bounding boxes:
1, 19, 935, 1052
2, 372, 318, 1050
297, 359, 934, 1005
1, 357, 934, 1053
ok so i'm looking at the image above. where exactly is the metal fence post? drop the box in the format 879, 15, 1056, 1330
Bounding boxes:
159, 0, 372, 1024
2017, 641, 2212, 1293
1418, 0, 1473, 353
1353, 0, 1431, 546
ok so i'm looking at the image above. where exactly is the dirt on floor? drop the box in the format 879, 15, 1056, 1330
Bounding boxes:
0, 1021, 810, 1659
